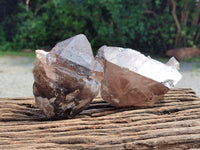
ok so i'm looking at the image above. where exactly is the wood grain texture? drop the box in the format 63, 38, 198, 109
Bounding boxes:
0, 88, 200, 150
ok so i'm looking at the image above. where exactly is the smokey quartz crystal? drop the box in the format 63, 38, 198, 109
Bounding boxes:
33, 34, 103, 119
96, 46, 182, 107
33, 34, 182, 118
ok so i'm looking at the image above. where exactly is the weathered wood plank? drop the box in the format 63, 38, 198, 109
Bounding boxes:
0, 88, 200, 150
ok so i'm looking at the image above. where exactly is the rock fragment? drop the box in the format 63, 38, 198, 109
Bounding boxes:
97, 46, 182, 107
33, 34, 103, 119
166, 47, 200, 61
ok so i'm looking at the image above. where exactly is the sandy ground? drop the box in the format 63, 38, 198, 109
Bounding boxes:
0, 56, 199, 98
0, 56, 35, 98
176, 62, 200, 97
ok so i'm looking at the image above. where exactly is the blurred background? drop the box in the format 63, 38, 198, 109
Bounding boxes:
0, 0, 200, 97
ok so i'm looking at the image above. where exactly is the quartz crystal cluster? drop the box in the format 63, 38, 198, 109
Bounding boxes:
33, 34, 182, 119
33, 34, 102, 119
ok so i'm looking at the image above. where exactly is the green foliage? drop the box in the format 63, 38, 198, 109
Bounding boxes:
0, 24, 13, 51
0, 0, 199, 55
0, 25, 5, 44
0, 50, 35, 57
183, 55, 200, 63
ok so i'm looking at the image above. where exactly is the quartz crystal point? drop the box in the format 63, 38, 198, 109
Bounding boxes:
166, 57, 180, 70
33, 34, 103, 119
97, 46, 182, 107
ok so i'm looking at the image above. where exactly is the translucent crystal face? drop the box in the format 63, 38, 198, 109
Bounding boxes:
51, 34, 96, 70
98, 46, 182, 88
